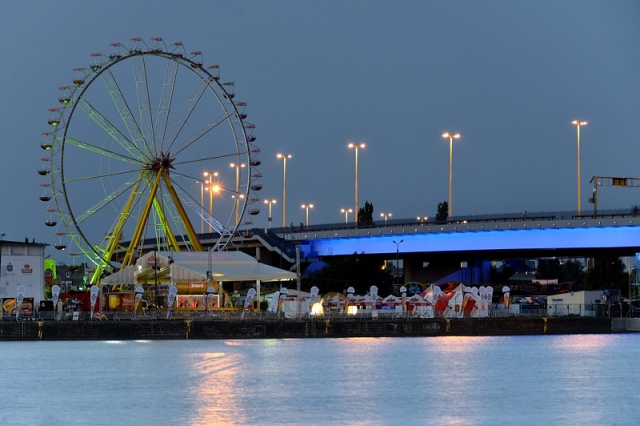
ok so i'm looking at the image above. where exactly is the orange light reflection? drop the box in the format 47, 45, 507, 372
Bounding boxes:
550, 334, 612, 351
188, 351, 245, 424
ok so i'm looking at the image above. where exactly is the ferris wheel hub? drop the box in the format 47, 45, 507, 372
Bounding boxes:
148, 151, 175, 172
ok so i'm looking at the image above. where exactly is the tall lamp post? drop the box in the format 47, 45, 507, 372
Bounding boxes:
229, 162, 245, 225
348, 142, 366, 224
277, 153, 292, 227
442, 132, 461, 219
393, 239, 403, 284
571, 120, 587, 216
201, 171, 219, 233
340, 208, 353, 224
301, 203, 314, 227
264, 199, 277, 229
380, 212, 391, 225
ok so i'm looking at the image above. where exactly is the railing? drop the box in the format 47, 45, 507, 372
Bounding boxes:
268, 208, 640, 235
11, 302, 633, 321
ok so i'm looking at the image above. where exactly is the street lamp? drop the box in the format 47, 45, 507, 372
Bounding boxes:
301, 203, 314, 227
380, 212, 391, 225
340, 208, 353, 224
201, 171, 219, 233
230, 162, 246, 225
393, 239, 403, 284
571, 120, 587, 216
442, 132, 461, 218
277, 153, 292, 227
348, 142, 366, 224
264, 199, 277, 229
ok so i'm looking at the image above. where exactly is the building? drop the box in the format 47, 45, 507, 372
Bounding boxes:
546, 290, 613, 317
0, 239, 47, 317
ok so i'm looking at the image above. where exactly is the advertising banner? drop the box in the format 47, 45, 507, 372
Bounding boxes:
2, 297, 34, 317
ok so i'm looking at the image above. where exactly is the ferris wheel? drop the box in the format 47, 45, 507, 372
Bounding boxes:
39, 37, 262, 284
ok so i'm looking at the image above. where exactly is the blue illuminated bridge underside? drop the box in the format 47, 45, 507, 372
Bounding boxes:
281, 216, 640, 259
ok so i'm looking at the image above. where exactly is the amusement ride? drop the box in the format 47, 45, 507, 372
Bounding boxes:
39, 38, 261, 285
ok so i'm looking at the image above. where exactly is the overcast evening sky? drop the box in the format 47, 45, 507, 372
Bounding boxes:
1, 1, 640, 262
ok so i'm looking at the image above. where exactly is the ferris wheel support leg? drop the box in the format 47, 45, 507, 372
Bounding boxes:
151, 196, 180, 251
121, 171, 164, 266
162, 172, 203, 251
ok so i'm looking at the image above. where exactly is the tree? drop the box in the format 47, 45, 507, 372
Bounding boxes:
357, 201, 374, 224
536, 259, 562, 280
585, 257, 629, 296
560, 259, 585, 291
303, 252, 393, 295
536, 258, 585, 291
436, 201, 448, 223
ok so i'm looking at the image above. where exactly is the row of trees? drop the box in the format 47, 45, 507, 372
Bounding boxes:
355, 200, 450, 224
536, 257, 631, 295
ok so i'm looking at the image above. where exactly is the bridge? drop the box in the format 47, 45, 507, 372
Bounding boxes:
272, 209, 640, 259
261, 209, 640, 284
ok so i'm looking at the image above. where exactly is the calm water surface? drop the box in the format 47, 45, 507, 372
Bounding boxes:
1, 334, 638, 425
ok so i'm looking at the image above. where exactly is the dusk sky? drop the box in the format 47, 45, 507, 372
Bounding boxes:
2, 1, 640, 262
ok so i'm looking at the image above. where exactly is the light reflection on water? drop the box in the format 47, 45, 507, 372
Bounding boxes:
1, 334, 639, 425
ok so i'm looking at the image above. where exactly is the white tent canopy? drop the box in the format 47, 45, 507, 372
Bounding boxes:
102, 250, 297, 285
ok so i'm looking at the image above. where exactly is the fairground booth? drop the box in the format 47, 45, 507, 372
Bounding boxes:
100, 251, 296, 314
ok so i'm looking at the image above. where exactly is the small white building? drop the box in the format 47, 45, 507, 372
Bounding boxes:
547, 290, 606, 317
0, 239, 47, 317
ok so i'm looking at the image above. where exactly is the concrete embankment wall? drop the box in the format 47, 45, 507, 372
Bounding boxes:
614, 317, 640, 332
0, 317, 615, 341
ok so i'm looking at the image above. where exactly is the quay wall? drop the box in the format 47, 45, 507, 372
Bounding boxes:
0, 317, 615, 341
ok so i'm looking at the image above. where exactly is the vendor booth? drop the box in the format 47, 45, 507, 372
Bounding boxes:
100, 251, 296, 314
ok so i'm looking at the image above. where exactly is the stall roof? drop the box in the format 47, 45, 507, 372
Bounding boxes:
102, 250, 297, 284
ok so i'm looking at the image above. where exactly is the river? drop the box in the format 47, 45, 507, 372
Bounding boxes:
1, 334, 638, 425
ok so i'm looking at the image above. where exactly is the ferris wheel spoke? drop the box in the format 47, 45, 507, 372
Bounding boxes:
171, 112, 234, 157
154, 57, 179, 154
170, 178, 227, 234
172, 150, 247, 168
64, 167, 141, 184
78, 99, 148, 161
163, 77, 211, 154
133, 55, 155, 155
168, 169, 234, 199
66, 137, 144, 167
73, 175, 146, 224
99, 68, 149, 158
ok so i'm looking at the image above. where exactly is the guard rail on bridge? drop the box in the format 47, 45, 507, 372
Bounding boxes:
269, 209, 640, 236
